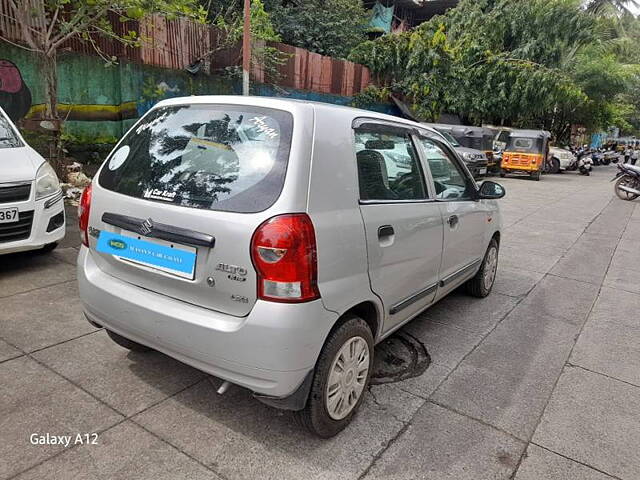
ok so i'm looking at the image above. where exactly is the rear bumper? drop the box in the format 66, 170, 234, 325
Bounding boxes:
502, 165, 540, 173
0, 191, 65, 255
77, 247, 338, 398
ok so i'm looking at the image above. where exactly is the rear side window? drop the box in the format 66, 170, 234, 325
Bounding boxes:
354, 129, 427, 201
99, 105, 293, 213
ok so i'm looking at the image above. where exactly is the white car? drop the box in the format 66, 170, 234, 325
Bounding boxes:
0, 107, 65, 254
549, 147, 575, 172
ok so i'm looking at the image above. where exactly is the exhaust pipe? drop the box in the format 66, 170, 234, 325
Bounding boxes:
217, 381, 231, 395
619, 185, 640, 195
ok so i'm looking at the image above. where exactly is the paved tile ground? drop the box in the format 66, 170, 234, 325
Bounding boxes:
1, 169, 639, 479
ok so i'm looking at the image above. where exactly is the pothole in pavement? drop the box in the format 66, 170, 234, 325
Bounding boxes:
370, 332, 431, 385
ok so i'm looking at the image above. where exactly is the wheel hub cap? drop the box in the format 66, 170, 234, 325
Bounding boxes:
326, 336, 370, 420
483, 246, 498, 290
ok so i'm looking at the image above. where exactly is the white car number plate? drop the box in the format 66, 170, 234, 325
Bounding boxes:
0, 208, 18, 223
479, 168, 487, 175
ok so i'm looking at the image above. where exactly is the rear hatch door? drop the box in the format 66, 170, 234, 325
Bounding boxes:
88, 103, 294, 317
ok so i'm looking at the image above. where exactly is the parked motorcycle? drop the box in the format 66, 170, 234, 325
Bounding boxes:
612, 163, 640, 201
493, 149, 503, 169
602, 150, 618, 166
591, 149, 605, 166
567, 147, 593, 175
573, 148, 593, 175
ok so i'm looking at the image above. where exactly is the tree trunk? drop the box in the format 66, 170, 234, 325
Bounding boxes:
40, 51, 62, 160
42, 51, 58, 122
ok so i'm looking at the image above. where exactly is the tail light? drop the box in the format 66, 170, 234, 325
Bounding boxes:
251, 214, 320, 303
78, 183, 92, 247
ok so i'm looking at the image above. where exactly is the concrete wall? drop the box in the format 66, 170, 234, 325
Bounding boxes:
0, 44, 398, 142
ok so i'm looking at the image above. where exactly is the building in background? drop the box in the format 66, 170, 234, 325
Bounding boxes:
365, 0, 460, 37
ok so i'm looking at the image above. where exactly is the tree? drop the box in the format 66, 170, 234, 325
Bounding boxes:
264, 0, 369, 58
585, 0, 640, 15
205, 0, 286, 85
351, 0, 640, 139
0, 0, 205, 124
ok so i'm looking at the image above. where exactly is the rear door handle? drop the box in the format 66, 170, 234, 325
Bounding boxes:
378, 225, 394, 238
447, 215, 459, 228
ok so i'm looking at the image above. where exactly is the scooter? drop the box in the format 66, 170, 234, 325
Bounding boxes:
612, 163, 640, 200
602, 150, 618, 166
576, 150, 593, 176
591, 149, 604, 166
579, 154, 593, 175
574, 149, 593, 175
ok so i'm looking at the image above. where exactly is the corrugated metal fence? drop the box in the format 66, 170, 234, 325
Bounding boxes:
0, 8, 370, 96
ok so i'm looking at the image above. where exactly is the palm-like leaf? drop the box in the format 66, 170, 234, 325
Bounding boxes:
586, 0, 640, 15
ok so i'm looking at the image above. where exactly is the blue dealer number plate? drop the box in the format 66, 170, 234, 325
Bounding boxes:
97, 231, 196, 279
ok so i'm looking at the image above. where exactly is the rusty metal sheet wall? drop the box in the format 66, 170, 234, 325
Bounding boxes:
139, 16, 212, 70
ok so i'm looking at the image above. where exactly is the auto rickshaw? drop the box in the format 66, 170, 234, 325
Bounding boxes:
459, 125, 498, 172
500, 130, 551, 181
432, 124, 499, 172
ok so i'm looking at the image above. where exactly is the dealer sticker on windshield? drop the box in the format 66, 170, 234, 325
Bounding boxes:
97, 231, 196, 279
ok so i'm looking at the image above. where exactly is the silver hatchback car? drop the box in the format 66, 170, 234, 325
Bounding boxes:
77, 96, 505, 437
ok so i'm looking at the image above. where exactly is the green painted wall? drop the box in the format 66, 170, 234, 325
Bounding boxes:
0, 44, 398, 143
0, 44, 235, 139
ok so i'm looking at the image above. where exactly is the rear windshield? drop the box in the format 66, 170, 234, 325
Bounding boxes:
0, 114, 22, 148
506, 137, 542, 153
99, 104, 293, 213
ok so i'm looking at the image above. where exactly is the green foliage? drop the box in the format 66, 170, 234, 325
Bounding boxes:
10, 0, 206, 56
2, 0, 205, 125
350, 0, 640, 139
60, 131, 119, 146
211, 0, 288, 84
350, 85, 392, 108
265, 0, 369, 58
586, 0, 640, 16
214, 0, 281, 43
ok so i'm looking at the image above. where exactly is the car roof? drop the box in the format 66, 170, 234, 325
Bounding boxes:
154, 95, 440, 136
423, 122, 493, 136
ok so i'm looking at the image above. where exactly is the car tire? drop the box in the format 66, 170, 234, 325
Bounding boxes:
550, 158, 560, 174
532, 171, 541, 181
106, 329, 152, 352
296, 315, 374, 438
466, 238, 499, 298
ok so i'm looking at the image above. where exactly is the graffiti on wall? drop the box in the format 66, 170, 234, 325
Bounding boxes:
0, 60, 32, 122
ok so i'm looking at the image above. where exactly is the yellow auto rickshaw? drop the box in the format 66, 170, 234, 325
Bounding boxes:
499, 130, 551, 181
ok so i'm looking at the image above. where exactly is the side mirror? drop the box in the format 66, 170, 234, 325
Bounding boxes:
478, 180, 506, 199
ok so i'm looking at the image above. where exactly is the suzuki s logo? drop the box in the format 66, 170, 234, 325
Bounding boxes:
108, 239, 127, 250
138, 218, 154, 236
